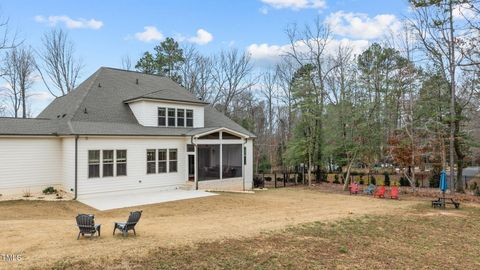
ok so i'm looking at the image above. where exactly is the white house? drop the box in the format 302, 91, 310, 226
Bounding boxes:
0, 67, 255, 199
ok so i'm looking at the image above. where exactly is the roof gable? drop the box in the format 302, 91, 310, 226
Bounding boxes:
5, 67, 256, 138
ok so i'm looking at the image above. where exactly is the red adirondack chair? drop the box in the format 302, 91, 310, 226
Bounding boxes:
390, 186, 399, 199
373, 186, 386, 198
349, 182, 359, 195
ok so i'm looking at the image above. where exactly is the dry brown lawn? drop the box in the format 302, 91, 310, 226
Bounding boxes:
0, 188, 417, 269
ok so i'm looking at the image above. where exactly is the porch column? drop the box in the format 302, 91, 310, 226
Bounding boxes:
219, 132, 223, 180
194, 138, 198, 190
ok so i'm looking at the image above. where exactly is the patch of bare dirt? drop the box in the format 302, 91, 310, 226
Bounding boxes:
0, 188, 417, 269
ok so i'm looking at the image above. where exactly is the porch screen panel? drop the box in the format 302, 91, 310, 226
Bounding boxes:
197, 145, 220, 181
222, 144, 242, 178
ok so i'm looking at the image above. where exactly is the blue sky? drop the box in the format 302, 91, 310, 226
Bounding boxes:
0, 0, 410, 115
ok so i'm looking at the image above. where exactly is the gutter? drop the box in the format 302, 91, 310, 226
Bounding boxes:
74, 135, 79, 200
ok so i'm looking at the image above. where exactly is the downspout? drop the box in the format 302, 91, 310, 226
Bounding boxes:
74, 135, 79, 200
191, 135, 198, 190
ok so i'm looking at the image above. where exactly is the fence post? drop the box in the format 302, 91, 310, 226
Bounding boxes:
274, 172, 277, 188
284, 172, 287, 187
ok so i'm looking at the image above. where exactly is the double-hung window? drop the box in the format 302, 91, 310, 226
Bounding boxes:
116, 150, 127, 176
169, 149, 178, 173
103, 150, 114, 177
147, 149, 156, 174
186, 110, 193, 127
177, 109, 185, 127
88, 150, 100, 178
168, 108, 176, 127
158, 149, 167, 173
158, 108, 166, 126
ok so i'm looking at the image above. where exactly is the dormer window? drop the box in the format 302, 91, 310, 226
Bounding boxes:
156, 106, 195, 128
186, 110, 193, 127
177, 109, 185, 127
168, 108, 176, 127
158, 108, 166, 127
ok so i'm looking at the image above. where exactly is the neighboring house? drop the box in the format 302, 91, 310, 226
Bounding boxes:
0, 67, 255, 198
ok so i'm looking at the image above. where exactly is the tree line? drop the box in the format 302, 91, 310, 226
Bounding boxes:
1, 0, 479, 193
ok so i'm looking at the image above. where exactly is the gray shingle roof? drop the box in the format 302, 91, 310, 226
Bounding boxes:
0, 118, 63, 135
1, 67, 255, 138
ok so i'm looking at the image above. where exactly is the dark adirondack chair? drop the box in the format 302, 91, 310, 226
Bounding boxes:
76, 214, 101, 240
113, 210, 142, 237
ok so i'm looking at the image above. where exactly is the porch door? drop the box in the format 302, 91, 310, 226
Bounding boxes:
188, 154, 195, 181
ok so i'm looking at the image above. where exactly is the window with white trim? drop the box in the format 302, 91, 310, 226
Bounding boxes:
102, 150, 114, 177
158, 149, 167, 173
147, 149, 156, 174
186, 109, 193, 127
88, 150, 100, 178
177, 109, 185, 127
168, 108, 176, 127
169, 149, 178, 172
116, 150, 127, 176
158, 108, 166, 126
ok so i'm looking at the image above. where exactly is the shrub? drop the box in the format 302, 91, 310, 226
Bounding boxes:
43, 186, 58, 195
429, 170, 440, 188
264, 177, 272, 182
22, 189, 31, 198
359, 176, 364, 185
470, 182, 478, 191
370, 175, 376, 185
384, 173, 390, 186
399, 177, 410, 187
333, 174, 340, 184
253, 176, 264, 188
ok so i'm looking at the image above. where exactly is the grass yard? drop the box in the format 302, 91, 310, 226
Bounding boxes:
1, 188, 478, 269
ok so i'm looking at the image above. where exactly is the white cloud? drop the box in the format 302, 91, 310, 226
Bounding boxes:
247, 38, 369, 65
187, 29, 213, 45
134, 26, 164, 42
261, 0, 326, 10
453, 3, 476, 20
34, 15, 103, 30
325, 11, 401, 40
259, 6, 269, 15
30, 91, 54, 102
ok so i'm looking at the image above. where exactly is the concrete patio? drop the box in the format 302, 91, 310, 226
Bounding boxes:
79, 189, 217, 210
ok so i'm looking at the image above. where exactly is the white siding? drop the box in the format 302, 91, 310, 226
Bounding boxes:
0, 137, 62, 194
0, 135, 253, 196
128, 100, 204, 128
76, 137, 187, 197
62, 137, 76, 193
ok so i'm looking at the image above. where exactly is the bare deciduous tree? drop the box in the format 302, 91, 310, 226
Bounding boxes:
36, 28, 83, 97
180, 45, 214, 101
1, 46, 36, 118
121, 54, 132, 71
211, 49, 256, 115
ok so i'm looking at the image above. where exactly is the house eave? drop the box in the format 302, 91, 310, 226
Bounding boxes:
123, 97, 210, 106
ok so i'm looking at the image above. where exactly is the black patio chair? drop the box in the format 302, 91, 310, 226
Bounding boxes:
113, 210, 142, 237
76, 214, 101, 240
